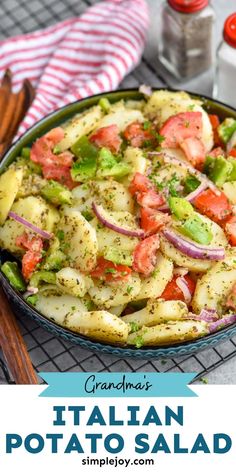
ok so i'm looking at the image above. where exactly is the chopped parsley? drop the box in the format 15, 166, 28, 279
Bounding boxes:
143, 120, 151, 130
56, 230, 65, 241
126, 285, 133, 294
134, 335, 145, 349
105, 268, 117, 274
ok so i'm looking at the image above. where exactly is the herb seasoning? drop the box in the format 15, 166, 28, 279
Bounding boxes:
159, 0, 215, 79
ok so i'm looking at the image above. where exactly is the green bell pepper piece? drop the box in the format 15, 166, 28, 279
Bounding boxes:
71, 136, 98, 182
227, 157, 236, 181
169, 197, 194, 220
41, 180, 72, 205
26, 294, 39, 306
43, 250, 66, 271
179, 214, 213, 245
99, 97, 111, 113
97, 147, 130, 178
103, 247, 133, 266
29, 270, 56, 287
71, 135, 98, 160
21, 147, 31, 159
218, 118, 236, 144
1, 261, 26, 291
209, 156, 233, 186
184, 174, 200, 194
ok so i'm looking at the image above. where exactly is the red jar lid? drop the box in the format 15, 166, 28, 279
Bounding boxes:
224, 13, 236, 48
168, 0, 209, 13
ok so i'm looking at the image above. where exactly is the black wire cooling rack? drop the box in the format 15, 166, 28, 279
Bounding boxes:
1, 0, 236, 384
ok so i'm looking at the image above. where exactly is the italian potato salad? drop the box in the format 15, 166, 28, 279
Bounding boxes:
2, 90, 236, 348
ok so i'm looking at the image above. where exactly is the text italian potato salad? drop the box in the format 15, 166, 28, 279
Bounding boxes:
1, 90, 236, 347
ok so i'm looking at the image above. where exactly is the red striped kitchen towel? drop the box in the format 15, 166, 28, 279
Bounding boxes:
0, 0, 149, 138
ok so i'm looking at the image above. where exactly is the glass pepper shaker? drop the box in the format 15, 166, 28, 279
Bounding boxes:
158, 0, 215, 80
213, 13, 236, 108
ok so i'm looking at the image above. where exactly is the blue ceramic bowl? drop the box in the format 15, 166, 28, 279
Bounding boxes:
1, 88, 236, 359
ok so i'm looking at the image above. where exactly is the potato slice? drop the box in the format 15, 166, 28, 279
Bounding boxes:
0, 166, 24, 225
127, 320, 208, 346
192, 248, 236, 314
56, 267, 93, 297
59, 207, 98, 272
59, 105, 103, 151
134, 252, 173, 300
65, 310, 129, 344
35, 294, 89, 325
95, 105, 144, 132
89, 274, 141, 308
123, 299, 189, 328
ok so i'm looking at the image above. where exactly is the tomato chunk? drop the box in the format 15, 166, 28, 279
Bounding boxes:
129, 172, 153, 195
43, 163, 76, 190
193, 188, 232, 224
136, 189, 165, 208
224, 215, 236, 246
229, 148, 236, 158
140, 207, 170, 235
90, 257, 131, 282
160, 112, 203, 148
90, 124, 122, 153
16, 232, 43, 280
208, 114, 222, 146
132, 235, 160, 277
123, 121, 155, 147
160, 274, 196, 303
179, 136, 205, 167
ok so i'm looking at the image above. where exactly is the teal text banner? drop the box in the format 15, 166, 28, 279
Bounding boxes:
39, 372, 197, 398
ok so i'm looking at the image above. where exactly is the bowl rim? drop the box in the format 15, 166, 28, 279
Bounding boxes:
1, 86, 236, 358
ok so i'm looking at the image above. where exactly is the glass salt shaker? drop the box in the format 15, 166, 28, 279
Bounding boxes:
213, 13, 236, 108
159, 0, 215, 80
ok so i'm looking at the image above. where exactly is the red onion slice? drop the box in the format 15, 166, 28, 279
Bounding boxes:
176, 276, 192, 304
209, 314, 236, 333
139, 84, 152, 97
23, 286, 39, 299
92, 202, 145, 238
162, 228, 225, 260
8, 211, 52, 239
199, 308, 218, 322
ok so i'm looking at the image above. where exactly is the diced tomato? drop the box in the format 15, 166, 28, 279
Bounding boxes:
228, 148, 236, 158
129, 172, 153, 196
208, 114, 222, 146
159, 112, 202, 148
140, 207, 170, 235
208, 146, 225, 158
193, 188, 232, 224
89, 124, 122, 153
160, 274, 196, 303
226, 283, 236, 310
136, 189, 165, 208
123, 121, 155, 148
42, 163, 76, 190
90, 257, 131, 282
30, 127, 66, 166
224, 215, 236, 246
179, 137, 205, 167
132, 235, 160, 277
16, 232, 43, 280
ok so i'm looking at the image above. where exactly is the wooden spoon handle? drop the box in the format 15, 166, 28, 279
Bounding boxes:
0, 287, 38, 384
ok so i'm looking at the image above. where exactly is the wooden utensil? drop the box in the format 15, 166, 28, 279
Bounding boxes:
0, 69, 35, 160
0, 287, 38, 384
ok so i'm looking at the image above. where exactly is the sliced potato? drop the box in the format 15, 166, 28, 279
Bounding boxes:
93, 180, 134, 213
0, 196, 59, 253
65, 310, 129, 344
91, 218, 139, 254
59, 207, 98, 272
123, 147, 149, 178
59, 105, 103, 151
144, 90, 213, 152
160, 214, 228, 272
192, 248, 236, 314
95, 105, 144, 132
0, 166, 24, 225
123, 299, 188, 328
56, 267, 93, 297
127, 320, 208, 346
134, 252, 173, 300
35, 293, 89, 325
89, 274, 141, 308
222, 181, 236, 204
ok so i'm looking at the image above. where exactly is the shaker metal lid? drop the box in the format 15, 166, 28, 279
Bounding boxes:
168, 0, 209, 13
224, 13, 236, 49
